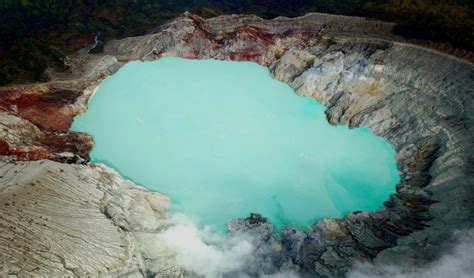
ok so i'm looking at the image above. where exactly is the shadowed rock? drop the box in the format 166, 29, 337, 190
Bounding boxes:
0, 11, 472, 277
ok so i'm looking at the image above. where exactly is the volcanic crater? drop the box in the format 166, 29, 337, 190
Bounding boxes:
0, 12, 473, 277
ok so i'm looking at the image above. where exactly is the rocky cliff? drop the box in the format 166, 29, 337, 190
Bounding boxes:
0, 12, 473, 277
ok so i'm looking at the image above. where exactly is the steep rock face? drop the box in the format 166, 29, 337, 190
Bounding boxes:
0, 156, 169, 276
0, 54, 119, 161
0, 12, 473, 277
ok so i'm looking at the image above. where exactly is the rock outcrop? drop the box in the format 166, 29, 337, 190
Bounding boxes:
0, 157, 169, 276
0, 12, 473, 277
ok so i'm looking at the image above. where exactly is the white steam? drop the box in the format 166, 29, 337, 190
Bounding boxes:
348, 229, 474, 278
158, 214, 252, 277
156, 213, 299, 278
156, 215, 474, 278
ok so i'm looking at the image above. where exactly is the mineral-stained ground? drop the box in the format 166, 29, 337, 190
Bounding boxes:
0, 12, 473, 277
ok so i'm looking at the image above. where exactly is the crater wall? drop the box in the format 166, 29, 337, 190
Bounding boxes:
0, 12, 473, 277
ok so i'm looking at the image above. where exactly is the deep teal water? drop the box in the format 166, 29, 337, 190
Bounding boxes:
72, 57, 399, 231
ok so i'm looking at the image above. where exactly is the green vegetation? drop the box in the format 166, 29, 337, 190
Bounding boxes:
0, 0, 472, 85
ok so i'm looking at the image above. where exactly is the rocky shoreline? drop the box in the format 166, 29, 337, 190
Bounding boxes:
0, 12, 473, 277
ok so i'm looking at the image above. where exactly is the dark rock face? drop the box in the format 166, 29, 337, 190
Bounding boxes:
0, 12, 473, 277
223, 131, 467, 276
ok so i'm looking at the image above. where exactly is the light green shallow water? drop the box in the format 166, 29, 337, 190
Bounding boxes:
72, 57, 399, 231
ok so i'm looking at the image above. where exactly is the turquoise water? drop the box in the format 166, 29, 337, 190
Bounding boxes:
72, 57, 399, 231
